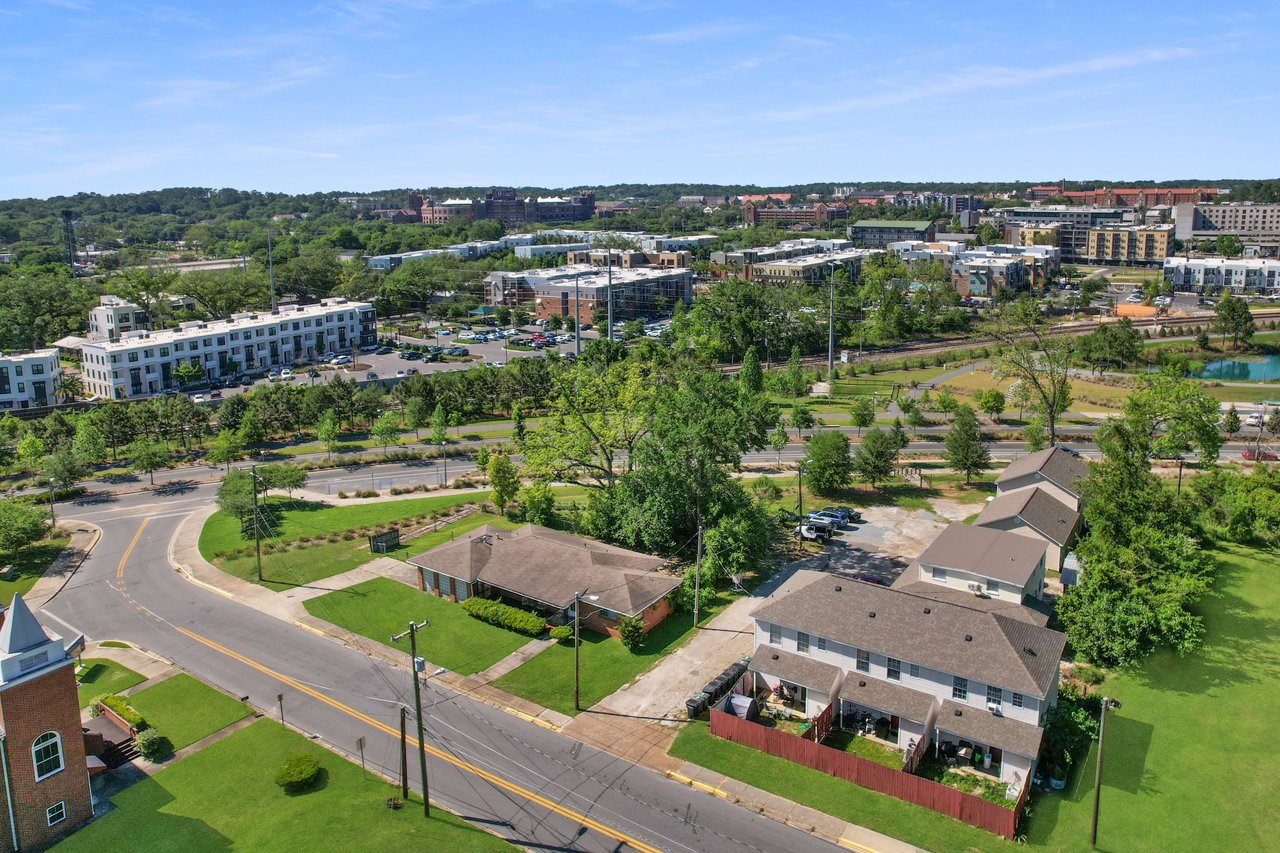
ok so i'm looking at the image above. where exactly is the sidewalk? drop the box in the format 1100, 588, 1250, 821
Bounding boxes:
27, 521, 102, 611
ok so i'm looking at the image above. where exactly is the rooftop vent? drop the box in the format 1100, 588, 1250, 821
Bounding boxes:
954, 708, 963, 717
834, 585, 842, 592
1024, 646, 1037, 656
868, 611, 876, 618
964, 634, 973, 642
858, 680, 866, 688
923, 607, 931, 614
771, 653, 779, 661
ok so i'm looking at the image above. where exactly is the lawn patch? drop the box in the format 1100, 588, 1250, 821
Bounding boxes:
0, 534, 70, 606
303, 577, 530, 676
126, 674, 251, 750
54, 718, 513, 852
76, 659, 144, 709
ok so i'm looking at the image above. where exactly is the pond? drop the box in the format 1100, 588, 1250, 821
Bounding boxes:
1195, 354, 1280, 382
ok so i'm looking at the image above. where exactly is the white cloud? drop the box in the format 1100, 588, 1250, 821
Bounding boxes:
636, 21, 761, 43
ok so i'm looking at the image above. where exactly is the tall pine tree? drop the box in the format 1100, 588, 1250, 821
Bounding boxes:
943, 405, 990, 484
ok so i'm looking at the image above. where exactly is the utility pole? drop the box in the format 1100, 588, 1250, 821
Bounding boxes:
606, 251, 614, 343
797, 465, 805, 521
574, 272, 581, 357
1090, 697, 1121, 848
827, 263, 837, 378
267, 228, 278, 314
693, 522, 703, 628
47, 478, 57, 525
573, 591, 583, 712
391, 620, 431, 818
251, 464, 263, 583
399, 706, 409, 800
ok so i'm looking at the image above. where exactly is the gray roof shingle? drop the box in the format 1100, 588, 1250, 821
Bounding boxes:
916, 523, 1048, 586
975, 487, 1080, 546
408, 525, 677, 616
838, 672, 937, 723
751, 575, 1066, 697
888, 580, 1051, 626
995, 447, 1088, 496
936, 700, 1044, 758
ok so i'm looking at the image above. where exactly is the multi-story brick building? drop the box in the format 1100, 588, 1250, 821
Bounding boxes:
1084, 224, 1174, 266
79, 298, 376, 400
0, 351, 61, 411
743, 202, 849, 228
748, 249, 881, 287
0, 595, 93, 851
1063, 187, 1218, 207
484, 265, 693, 324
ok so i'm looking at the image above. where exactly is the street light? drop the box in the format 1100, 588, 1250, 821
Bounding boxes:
826, 263, 837, 378
47, 478, 57, 525
1090, 697, 1122, 848
572, 590, 599, 712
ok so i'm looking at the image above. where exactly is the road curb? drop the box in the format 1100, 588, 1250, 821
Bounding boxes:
31, 522, 102, 612
167, 511, 237, 601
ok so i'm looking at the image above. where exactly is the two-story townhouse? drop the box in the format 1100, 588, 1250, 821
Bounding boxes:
0, 351, 61, 411
78, 298, 375, 400
906, 523, 1049, 603
974, 487, 1080, 572
993, 446, 1088, 511
748, 572, 1065, 787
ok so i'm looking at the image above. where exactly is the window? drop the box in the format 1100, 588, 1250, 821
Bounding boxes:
931, 566, 945, 581
987, 685, 1002, 706
986, 577, 998, 593
952, 677, 968, 701
909, 663, 920, 679
33, 731, 63, 780
887, 658, 901, 681
1011, 692, 1024, 709
31, 363, 44, 375
14, 366, 21, 377
856, 649, 870, 673
816, 636, 826, 652
127, 352, 138, 363
796, 632, 810, 654
768, 623, 781, 645
46, 801, 65, 826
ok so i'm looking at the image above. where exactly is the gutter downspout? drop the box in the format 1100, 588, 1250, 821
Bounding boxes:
0, 735, 20, 852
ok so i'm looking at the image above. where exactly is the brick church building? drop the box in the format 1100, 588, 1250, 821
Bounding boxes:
0, 594, 92, 851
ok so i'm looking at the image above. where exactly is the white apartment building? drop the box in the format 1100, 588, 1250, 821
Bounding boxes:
749, 572, 1065, 789
1163, 257, 1280, 294
0, 350, 61, 410
87, 295, 199, 342
79, 298, 375, 400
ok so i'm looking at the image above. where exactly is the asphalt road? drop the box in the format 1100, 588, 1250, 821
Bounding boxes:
42, 462, 841, 853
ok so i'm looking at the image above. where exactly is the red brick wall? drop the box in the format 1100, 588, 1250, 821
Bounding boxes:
583, 597, 673, 638
0, 661, 94, 851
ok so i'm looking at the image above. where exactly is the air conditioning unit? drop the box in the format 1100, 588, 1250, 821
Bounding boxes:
987, 702, 1002, 715
967, 581, 983, 593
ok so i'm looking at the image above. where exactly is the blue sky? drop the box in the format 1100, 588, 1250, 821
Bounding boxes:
1, 0, 1276, 197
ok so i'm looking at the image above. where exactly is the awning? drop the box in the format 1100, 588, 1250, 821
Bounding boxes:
839, 672, 937, 723
935, 700, 1044, 758
749, 646, 842, 695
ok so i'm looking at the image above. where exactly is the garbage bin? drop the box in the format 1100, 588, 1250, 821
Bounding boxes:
983, 753, 992, 770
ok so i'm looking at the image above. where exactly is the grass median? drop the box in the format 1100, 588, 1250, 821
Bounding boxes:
126, 674, 252, 750
76, 658, 145, 709
0, 534, 70, 606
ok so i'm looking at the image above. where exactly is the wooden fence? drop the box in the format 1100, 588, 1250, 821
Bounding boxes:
710, 708, 1023, 840
803, 702, 834, 743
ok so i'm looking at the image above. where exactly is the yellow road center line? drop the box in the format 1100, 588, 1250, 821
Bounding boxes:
116, 518, 149, 579
175, 626, 661, 853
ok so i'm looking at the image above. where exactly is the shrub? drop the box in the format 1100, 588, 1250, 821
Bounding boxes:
354, 488, 378, 498
548, 625, 573, 641
460, 597, 545, 636
100, 694, 148, 731
274, 752, 322, 794
135, 729, 173, 762
337, 491, 348, 499
1074, 664, 1106, 686
618, 615, 646, 652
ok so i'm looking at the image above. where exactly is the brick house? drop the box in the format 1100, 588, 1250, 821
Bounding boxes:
408, 525, 680, 636
0, 595, 93, 851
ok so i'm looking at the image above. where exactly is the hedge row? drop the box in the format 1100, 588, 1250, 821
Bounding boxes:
460, 597, 545, 636
99, 694, 148, 731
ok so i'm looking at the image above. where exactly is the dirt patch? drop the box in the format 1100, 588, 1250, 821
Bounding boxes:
849, 506, 950, 559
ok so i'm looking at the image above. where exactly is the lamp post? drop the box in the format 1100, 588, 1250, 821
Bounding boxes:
266, 227, 278, 314
827, 263, 837, 378
1090, 697, 1122, 848
391, 619, 432, 818
572, 590, 599, 712
47, 478, 57, 525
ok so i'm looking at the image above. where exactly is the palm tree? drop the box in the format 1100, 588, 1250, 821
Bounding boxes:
55, 373, 84, 403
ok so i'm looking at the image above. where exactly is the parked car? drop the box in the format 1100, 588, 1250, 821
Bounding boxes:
395, 369, 407, 378
209, 389, 222, 399
1245, 413, 1262, 427
807, 511, 845, 528
1242, 448, 1279, 461
407, 367, 419, 375
306, 368, 320, 379
375, 346, 394, 355
366, 371, 378, 380
401, 350, 423, 361
267, 370, 280, 382
360, 344, 378, 354
190, 393, 206, 404
448, 346, 469, 356
794, 524, 828, 543
832, 506, 862, 522
279, 368, 293, 381
484, 360, 506, 368
329, 355, 352, 366
580, 323, 592, 331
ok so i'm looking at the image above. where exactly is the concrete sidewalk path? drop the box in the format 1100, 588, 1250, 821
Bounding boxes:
27, 522, 102, 611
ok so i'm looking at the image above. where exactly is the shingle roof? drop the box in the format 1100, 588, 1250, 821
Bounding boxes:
916, 524, 1048, 586
749, 646, 843, 695
888, 580, 1051, 627
408, 525, 676, 617
0, 595, 52, 655
839, 672, 937, 723
975, 487, 1080, 546
995, 447, 1088, 497
935, 700, 1044, 758
751, 575, 1065, 696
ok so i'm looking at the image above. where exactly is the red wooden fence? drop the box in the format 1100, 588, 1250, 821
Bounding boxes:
803, 702, 834, 743
711, 708, 1022, 840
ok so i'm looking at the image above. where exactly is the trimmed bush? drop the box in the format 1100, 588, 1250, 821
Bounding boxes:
100, 694, 148, 731
1074, 664, 1106, 686
618, 615, 646, 652
548, 625, 572, 641
135, 728, 173, 762
460, 597, 545, 636
274, 752, 322, 794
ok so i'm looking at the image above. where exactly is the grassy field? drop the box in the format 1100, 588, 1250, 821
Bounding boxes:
1025, 542, 1280, 852
54, 718, 514, 852
0, 534, 70, 606
127, 674, 252, 750
303, 577, 531, 676
76, 659, 144, 708
671, 721, 1016, 853
939, 368, 1131, 411
494, 593, 736, 716
757, 466, 1001, 518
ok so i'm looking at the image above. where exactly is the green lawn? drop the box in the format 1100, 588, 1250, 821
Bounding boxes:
0, 535, 70, 606
494, 594, 735, 716
211, 510, 512, 592
821, 729, 903, 769
671, 721, 1017, 853
76, 659, 144, 708
1025, 542, 1280, 852
54, 718, 513, 852
126, 674, 252, 750
304, 577, 531, 676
